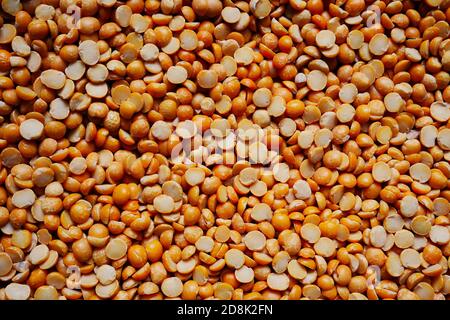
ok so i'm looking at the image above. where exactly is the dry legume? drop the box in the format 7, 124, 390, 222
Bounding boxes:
0, 0, 448, 302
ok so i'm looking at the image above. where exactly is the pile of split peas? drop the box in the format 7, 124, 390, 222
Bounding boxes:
0, 0, 450, 300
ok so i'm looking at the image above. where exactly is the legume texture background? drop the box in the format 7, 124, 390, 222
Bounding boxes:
0, 0, 449, 301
